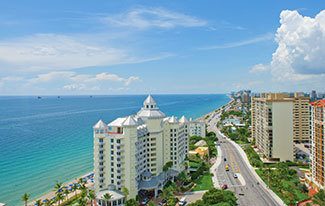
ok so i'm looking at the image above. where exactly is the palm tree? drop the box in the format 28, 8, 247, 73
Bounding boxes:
87, 190, 96, 206
77, 197, 87, 206
43, 199, 51, 206
54, 181, 63, 194
72, 183, 78, 196
21, 193, 30, 206
313, 189, 325, 206
35, 199, 43, 206
56, 192, 64, 205
103, 193, 112, 206
63, 188, 70, 201
78, 178, 86, 187
121, 187, 129, 199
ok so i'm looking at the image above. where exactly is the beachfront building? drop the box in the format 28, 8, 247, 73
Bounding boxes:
310, 100, 325, 189
93, 95, 197, 204
251, 93, 310, 162
188, 118, 206, 137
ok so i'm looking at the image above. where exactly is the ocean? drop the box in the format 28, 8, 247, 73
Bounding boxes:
0, 94, 229, 205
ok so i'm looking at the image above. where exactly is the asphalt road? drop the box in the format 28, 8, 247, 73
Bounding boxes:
205, 106, 281, 206
216, 135, 280, 206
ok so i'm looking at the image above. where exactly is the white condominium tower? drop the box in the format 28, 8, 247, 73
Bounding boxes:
93, 95, 205, 205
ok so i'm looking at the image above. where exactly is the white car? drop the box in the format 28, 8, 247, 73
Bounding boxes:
179, 197, 187, 206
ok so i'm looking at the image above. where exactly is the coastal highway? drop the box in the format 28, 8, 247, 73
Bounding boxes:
216, 134, 280, 206
205, 105, 282, 206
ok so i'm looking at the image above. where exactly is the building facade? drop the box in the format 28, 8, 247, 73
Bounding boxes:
310, 100, 325, 189
188, 119, 206, 137
93, 95, 205, 204
251, 93, 309, 161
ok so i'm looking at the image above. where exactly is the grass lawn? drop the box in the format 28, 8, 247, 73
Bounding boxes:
192, 173, 213, 191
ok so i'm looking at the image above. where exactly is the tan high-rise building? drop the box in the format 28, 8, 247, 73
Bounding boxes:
251, 93, 310, 161
310, 100, 325, 189
292, 93, 311, 142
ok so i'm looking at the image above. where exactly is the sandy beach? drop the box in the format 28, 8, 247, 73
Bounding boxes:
29, 172, 94, 205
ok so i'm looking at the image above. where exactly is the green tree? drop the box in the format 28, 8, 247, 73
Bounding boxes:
88, 189, 96, 206
35, 199, 43, 206
72, 183, 78, 196
63, 188, 70, 201
122, 187, 129, 199
55, 192, 64, 205
189, 188, 237, 206
21, 193, 30, 206
77, 196, 87, 206
103, 193, 112, 206
44, 199, 51, 206
163, 161, 173, 172
125, 198, 138, 206
54, 181, 63, 193
313, 189, 325, 206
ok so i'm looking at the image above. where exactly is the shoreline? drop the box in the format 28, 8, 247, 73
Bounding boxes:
197, 96, 234, 122
30, 172, 94, 205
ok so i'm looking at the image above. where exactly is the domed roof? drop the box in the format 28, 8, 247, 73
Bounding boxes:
93, 120, 107, 129
168, 116, 178, 123
137, 95, 165, 118
144, 95, 156, 105
122, 116, 138, 126
179, 116, 189, 123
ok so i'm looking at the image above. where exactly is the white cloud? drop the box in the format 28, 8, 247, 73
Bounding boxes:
249, 64, 269, 73
198, 33, 273, 50
259, 10, 325, 82
0, 34, 168, 73
28, 71, 140, 86
104, 7, 207, 29
0, 71, 141, 94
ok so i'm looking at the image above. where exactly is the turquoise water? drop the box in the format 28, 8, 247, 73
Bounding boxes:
0, 94, 229, 205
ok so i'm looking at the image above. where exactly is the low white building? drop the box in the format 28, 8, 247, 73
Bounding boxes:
93, 95, 200, 204
188, 118, 206, 137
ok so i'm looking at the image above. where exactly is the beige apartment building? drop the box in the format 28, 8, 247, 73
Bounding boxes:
310, 100, 325, 189
251, 93, 310, 162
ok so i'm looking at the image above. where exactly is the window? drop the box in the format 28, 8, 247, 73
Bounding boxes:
99, 138, 104, 143
117, 139, 121, 144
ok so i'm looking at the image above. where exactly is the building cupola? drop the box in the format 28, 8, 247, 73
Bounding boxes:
143, 95, 157, 109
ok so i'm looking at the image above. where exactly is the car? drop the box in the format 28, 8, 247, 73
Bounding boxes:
140, 198, 149, 205
233, 174, 238, 178
158, 199, 167, 206
179, 197, 187, 206
221, 184, 228, 190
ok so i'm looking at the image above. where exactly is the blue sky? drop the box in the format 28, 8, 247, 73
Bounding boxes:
0, 0, 324, 95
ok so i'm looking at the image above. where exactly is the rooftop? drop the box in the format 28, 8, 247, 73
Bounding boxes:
93, 120, 107, 129
311, 99, 325, 107
97, 190, 125, 201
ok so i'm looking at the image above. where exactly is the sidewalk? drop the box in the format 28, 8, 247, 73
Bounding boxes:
210, 145, 222, 189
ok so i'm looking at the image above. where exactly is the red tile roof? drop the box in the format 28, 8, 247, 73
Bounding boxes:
310, 99, 325, 107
